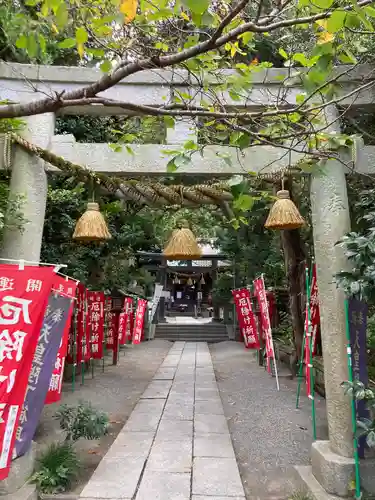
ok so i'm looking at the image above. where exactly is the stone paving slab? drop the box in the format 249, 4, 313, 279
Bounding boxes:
195, 400, 224, 415
195, 413, 229, 434
79, 342, 245, 500
146, 439, 192, 472
133, 399, 165, 414
140, 379, 172, 399
80, 457, 145, 499
104, 432, 154, 459
193, 457, 245, 497
122, 411, 161, 432
135, 471, 191, 500
194, 433, 235, 458
153, 367, 176, 380
192, 497, 246, 500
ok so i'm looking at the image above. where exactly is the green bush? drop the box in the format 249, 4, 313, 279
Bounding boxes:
31, 442, 79, 494
55, 401, 109, 442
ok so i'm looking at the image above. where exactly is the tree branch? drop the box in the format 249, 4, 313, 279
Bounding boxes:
0, 0, 373, 119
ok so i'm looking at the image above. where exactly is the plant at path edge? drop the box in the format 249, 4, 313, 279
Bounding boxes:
31, 401, 109, 494
31, 442, 80, 494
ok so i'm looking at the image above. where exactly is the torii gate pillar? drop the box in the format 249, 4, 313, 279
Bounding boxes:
1, 113, 54, 263
299, 107, 355, 497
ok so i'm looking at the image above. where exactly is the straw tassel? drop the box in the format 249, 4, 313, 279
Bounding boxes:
163, 220, 202, 260
73, 202, 112, 242
265, 190, 305, 230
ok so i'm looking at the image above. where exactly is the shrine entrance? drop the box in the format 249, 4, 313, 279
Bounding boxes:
137, 243, 232, 324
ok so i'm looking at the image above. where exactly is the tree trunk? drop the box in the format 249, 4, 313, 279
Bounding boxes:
278, 179, 306, 376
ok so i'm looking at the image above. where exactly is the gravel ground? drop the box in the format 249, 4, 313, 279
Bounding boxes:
34, 340, 171, 494
210, 341, 329, 500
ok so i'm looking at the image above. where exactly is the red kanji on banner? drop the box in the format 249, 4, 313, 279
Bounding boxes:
45, 276, 78, 405
310, 264, 320, 356
232, 288, 260, 349
304, 306, 312, 397
118, 312, 126, 345
105, 297, 115, 350
132, 299, 147, 344
87, 291, 105, 359
0, 265, 55, 479
76, 285, 90, 363
254, 277, 275, 372
125, 298, 133, 342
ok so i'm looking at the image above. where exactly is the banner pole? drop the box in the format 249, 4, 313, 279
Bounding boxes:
262, 274, 279, 391
304, 266, 317, 440
296, 330, 306, 409
344, 298, 362, 500
72, 308, 77, 393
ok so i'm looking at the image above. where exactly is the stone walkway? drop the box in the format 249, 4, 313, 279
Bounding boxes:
80, 341, 245, 500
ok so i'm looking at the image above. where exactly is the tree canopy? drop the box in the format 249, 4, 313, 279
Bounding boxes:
0, 0, 374, 174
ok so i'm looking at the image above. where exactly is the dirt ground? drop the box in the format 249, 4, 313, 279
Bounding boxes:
210, 341, 328, 500
34, 340, 171, 494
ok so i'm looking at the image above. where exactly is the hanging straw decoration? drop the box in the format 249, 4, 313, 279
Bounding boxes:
73, 202, 112, 242
200, 274, 205, 285
265, 176, 305, 231
187, 277, 193, 286
173, 275, 179, 284
163, 220, 202, 260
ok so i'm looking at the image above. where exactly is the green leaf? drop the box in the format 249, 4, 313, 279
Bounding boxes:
182, 0, 209, 15
38, 33, 46, 53
239, 32, 254, 46
314, 0, 334, 8
58, 38, 76, 49
279, 48, 288, 60
109, 143, 122, 153
27, 34, 38, 58
327, 10, 346, 32
55, 3, 68, 29
234, 194, 255, 212
15, 35, 28, 49
166, 158, 177, 172
365, 5, 375, 17
125, 145, 134, 155
183, 140, 197, 151
76, 27, 88, 45
163, 116, 175, 129
100, 60, 112, 73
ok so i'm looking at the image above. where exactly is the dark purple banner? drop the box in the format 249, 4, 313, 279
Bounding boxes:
14, 292, 72, 457
348, 298, 369, 458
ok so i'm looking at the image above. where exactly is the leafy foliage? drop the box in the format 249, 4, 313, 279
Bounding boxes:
336, 189, 375, 303
0, 0, 374, 176
55, 401, 109, 442
31, 442, 79, 494
342, 380, 375, 448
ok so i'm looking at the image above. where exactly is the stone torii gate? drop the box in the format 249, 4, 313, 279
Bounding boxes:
1, 61, 375, 497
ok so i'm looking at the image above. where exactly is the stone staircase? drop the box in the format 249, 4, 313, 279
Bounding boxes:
154, 322, 229, 343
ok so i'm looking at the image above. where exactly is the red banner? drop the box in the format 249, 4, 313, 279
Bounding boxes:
125, 298, 134, 343
76, 285, 90, 364
105, 297, 115, 350
254, 277, 275, 371
304, 306, 312, 397
45, 276, 78, 405
118, 312, 126, 345
232, 288, 260, 349
132, 299, 147, 344
310, 264, 320, 356
87, 291, 105, 359
119, 297, 134, 344
0, 265, 55, 479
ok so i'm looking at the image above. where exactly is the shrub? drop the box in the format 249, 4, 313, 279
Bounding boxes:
55, 401, 109, 442
31, 442, 79, 494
